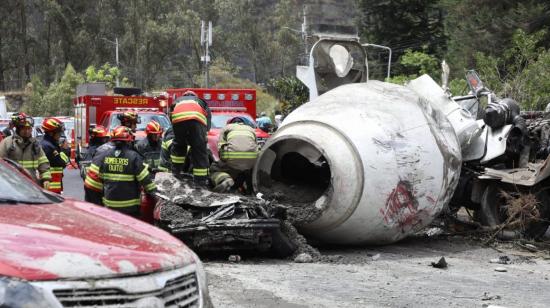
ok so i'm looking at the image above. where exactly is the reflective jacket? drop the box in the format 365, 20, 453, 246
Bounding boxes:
159, 127, 175, 172
135, 138, 162, 171
0, 134, 51, 183
171, 97, 212, 129
218, 123, 258, 171
40, 135, 70, 193
84, 144, 156, 215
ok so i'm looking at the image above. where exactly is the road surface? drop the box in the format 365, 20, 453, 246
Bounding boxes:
63, 169, 550, 307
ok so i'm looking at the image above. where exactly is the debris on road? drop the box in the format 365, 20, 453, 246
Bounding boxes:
481, 292, 502, 301
494, 267, 508, 272
294, 253, 314, 263
431, 257, 448, 269
371, 253, 381, 261
228, 255, 241, 263
154, 173, 320, 259
490, 256, 511, 264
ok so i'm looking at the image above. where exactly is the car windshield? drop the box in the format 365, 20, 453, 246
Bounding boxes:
211, 114, 256, 129
110, 113, 171, 131
0, 160, 61, 204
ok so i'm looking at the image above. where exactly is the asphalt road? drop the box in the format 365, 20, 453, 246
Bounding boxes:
62, 168, 550, 307
63, 168, 85, 201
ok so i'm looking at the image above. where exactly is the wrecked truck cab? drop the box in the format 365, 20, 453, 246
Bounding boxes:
0, 159, 211, 307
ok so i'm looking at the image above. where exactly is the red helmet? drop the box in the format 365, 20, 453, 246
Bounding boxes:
145, 120, 163, 135
182, 90, 198, 97
11, 112, 34, 128
110, 126, 134, 142
41, 117, 64, 133
89, 125, 109, 138
117, 111, 138, 125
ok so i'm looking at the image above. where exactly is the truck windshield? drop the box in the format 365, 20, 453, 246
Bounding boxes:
0, 160, 61, 204
110, 113, 171, 131
211, 114, 256, 129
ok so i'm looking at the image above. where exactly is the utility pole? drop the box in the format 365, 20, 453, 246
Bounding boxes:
200, 21, 212, 88
101, 37, 120, 87
115, 37, 119, 87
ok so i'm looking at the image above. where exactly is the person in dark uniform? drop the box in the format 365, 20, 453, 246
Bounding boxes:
40, 117, 70, 194
135, 120, 163, 172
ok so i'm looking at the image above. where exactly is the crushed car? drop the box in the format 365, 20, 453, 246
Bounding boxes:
0, 158, 212, 308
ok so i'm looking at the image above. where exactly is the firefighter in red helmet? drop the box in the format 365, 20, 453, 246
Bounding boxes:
135, 120, 163, 172
170, 91, 211, 186
40, 117, 70, 194
84, 126, 156, 217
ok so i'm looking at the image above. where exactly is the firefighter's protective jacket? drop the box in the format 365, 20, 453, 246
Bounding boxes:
171, 97, 212, 130
84, 145, 156, 215
218, 123, 258, 171
40, 134, 70, 193
159, 127, 175, 172
0, 134, 51, 183
135, 138, 162, 171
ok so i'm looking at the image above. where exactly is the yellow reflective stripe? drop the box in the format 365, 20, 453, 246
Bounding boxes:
85, 177, 103, 190
50, 167, 64, 174
60, 152, 69, 163
89, 164, 100, 173
162, 139, 173, 150
102, 173, 135, 181
158, 166, 169, 171
171, 155, 185, 164
172, 111, 207, 124
49, 182, 62, 189
212, 172, 231, 185
220, 152, 258, 159
144, 182, 156, 192
19, 160, 39, 168
193, 168, 208, 176
136, 168, 149, 181
102, 198, 141, 208
227, 131, 256, 140
38, 156, 49, 165
40, 171, 52, 180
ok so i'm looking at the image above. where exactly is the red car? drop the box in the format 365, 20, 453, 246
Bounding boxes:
208, 112, 270, 160
0, 158, 211, 307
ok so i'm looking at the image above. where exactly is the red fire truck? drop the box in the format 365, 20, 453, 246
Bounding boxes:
166, 88, 270, 160
73, 83, 170, 159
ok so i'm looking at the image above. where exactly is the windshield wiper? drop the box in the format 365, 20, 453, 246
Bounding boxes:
0, 197, 51, 205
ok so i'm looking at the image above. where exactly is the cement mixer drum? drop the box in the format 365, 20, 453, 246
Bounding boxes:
253, 81, 461, 244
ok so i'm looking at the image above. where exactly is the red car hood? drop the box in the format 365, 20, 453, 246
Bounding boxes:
0, 199, 195, 281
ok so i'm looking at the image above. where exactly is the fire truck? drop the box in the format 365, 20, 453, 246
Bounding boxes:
73, 83, 170, 160
166, 88, 270, 160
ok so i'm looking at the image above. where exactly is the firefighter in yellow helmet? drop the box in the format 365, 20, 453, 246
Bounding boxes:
0, 112, 51, 188
84, 126, 157, 217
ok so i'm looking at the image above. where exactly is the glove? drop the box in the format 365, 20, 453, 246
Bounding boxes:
43, 181, 50, 190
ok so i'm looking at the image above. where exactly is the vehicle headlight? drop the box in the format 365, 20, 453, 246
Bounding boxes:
0, 277, 58, 308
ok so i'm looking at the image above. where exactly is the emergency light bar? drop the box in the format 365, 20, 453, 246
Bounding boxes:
209, 107, 247, 112
114, 107, 159, 112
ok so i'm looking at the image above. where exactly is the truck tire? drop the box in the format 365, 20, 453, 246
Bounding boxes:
478, 182, 550, 239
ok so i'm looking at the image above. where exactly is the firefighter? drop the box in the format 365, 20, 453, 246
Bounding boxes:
84, 126, 156, 217
210, 116, 258, 193
170, 91, 211, 186
40, 117, 70, 193
158, 126, 175, 172
135, 120, 163, 172
78, 125, 109, 179
93, 111, 139, 157
0, 112, 51, 187
118, 111, 139, 132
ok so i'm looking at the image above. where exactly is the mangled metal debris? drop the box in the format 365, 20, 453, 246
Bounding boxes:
154, 173, 318, 258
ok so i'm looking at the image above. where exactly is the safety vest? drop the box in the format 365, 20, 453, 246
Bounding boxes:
41, 135, 69, 193
171, 100, 208, 126
218, 123, 258, 170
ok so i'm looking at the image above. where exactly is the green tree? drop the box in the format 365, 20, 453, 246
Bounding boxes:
267, 76, 308, 115
85, 63, 129, 88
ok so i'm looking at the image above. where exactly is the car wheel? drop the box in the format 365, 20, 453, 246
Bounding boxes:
478, 182, 550, 239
